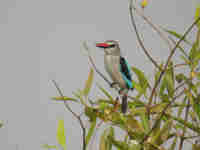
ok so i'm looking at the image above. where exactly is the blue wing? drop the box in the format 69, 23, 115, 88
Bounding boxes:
119, 57, 133, 89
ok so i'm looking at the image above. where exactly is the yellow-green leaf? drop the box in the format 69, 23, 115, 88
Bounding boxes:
83, 68, 94, 97
97, 84, 114, 102
151, 119, 173, 145
166, 114, 200, 134
193, 95, 200, 121
132, 66, 150, 95
160, 62, 174, 99
140, 112, 150, 133
132, 80, 144, 99
86, 118, 97, 146
195, 4, 200, 29
126, 115, 145, 133
193, 143, 200, 150
0, 120, 3, 128
99, 129, 108, 150
52, 96, 78, 102
109, 135, 129, 150
56, 119, 66, 150
169, 137, 177, 150
41, 144, 58, 150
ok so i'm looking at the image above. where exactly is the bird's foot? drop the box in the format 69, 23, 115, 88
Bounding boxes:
110, 82, 118, 88
119, 88, 128, 95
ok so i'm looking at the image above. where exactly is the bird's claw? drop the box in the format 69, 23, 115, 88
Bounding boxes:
110, 82, 118, 88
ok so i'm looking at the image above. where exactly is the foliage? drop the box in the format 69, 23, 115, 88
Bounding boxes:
48, 1, 200, 150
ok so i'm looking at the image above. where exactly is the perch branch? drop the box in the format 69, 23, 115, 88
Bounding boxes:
82, 41, 112, 86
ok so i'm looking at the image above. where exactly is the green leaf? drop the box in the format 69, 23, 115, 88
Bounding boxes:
193, 95, 200, 121
52, 96, 78, 102
169, 137, 177, 150
56, 119, 66, 150
108, 127, 114, 150
83, 68, 94, 97
108, 135, 129, 150
97, 84, 114, 102
175, 73, 187, 83
151, 119, 173, 145
132, 80, 145, 99
131, 66, 150, 95
177, 96, 187, 117
189, 42, 199, 61
126, 115, 145, 133
165, 29, 193, 46
195, 4, 200, 29
193, 143, 200, 150
99, 128, 114, 150
166, 114, 200, 134
85, 107, 97, 122
180, 55, 190, 65
41, 144, 58, 150
86, 118, 97, 146
160, 63, 175, 99
140, 112, 150, 134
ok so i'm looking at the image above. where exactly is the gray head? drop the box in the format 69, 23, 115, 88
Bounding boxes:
96, 40, 121, 56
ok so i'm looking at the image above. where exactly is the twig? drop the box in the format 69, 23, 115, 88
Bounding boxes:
179, 100, 190, 150
51, 80, 86, 150
147, 16, 200, 107
184, 135, 200, 139
141, 16, 200, 143
82, 41, 112, 86
167, 36, 189, 58
140, 89, 185, 144
132, 4, 173, 51
129, 0, 162, 71
174, 63, 187, 68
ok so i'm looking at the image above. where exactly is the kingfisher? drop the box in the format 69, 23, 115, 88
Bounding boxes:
96, 40, 134, 113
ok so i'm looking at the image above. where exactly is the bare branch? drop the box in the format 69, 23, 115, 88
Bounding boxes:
132, 4, 173, 51
129, 0, 162, 71
147, 16, 200, 106
51, 80, 86, 150
82, 41, 112, 86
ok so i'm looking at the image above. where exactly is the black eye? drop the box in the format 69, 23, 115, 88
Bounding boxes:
109, 44, 115, 48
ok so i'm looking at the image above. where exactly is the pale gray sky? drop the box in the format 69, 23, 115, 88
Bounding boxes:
0, 0, 197, 149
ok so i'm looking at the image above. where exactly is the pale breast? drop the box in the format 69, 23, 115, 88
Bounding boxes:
104, 55, 127, 89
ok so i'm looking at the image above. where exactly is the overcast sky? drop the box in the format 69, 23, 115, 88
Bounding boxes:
0, 0, 198, 149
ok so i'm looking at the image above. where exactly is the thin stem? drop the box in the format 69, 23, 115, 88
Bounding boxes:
184, 135, 200, 139
82, 41, 112, 86
140, 90, 185, 144
132, 4, 173, 51
148, 16, 200, 107
51, 80, 86, 150
179, 100, 190, 150
129, 0, 162, 71
174, 63, 187, 68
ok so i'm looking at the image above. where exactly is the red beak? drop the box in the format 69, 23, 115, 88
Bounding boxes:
96, 42, 110, 48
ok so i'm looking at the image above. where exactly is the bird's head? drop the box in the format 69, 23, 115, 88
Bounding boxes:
96, 40, 121, 55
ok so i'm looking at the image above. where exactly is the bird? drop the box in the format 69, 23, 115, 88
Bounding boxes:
96, 40, 134, 113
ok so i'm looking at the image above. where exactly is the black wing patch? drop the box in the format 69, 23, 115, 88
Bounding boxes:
120, 56, 133, 89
